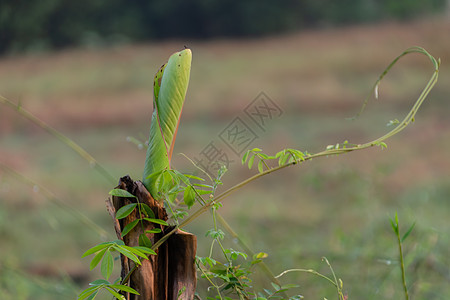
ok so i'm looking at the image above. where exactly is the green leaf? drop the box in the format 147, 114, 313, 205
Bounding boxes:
172, 171, 190, 185
121, 245, 149, 260
144, 218, 168, 226
248, 155, 255, 169
78, 286, 100, 300
140, 203, 155, 218
157, 170, 174, 193
279, 153, 290, 166
121, 219, 139, 237
193, 183, 212, 189
89, 279, 110, 286
101, 250, 114, 280
206, 229, 225, 240
109, 284, 140, 295
184, 174, 204, 181
139, 233, 153, 249
113, 245, 140, 265
271, 282, 281, 291
82, 242, 111, 258
258, 153, 272, 160
143, 49, 192, 196
145, 228, 162, 234
275, 150, 285, 158
257, 160, 264, 173
281, 284, 300, 289
177, 286, 186, 299
254, 252, 268, 260
401, 222, 416, 242
113, 239, 125, 246
183, 185, 196, 208
242, 150, 250, 165
109, 189, 136, 199
390, 217, 399, 234
132, 246, 157, 256
115, 203, 137, 219
196, 190, 211, 195
105, 286, 126, 300
90, 248, 108, 270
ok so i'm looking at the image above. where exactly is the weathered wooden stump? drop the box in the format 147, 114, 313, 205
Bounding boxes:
110, 175, 197, 300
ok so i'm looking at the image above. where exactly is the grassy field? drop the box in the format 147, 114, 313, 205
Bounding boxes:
1, 18, 449, 299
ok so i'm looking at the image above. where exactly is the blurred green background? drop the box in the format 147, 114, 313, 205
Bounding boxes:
0, 1, 449, 299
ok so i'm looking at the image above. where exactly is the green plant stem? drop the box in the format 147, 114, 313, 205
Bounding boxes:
275, 268, 337, 287
0, 95, 116, 185
177, 47, 439, 230
394, 221, 410, 300
398, 234, 409, 300
196, 259, 224, 300
119, 46, 442, 286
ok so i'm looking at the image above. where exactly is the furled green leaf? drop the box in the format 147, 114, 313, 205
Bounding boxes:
101, 250, 114, 280
109, 189, 136, 199
390, 218, 399, 234
146, 228, 162, 234
121, 219, 139, 237
115, 203, 137, 219
143, 49, 192, 196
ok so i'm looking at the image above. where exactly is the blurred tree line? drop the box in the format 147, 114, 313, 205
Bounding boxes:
0, 0, 446, 55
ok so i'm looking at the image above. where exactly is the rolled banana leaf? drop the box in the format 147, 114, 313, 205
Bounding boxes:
143, 49, 192, 196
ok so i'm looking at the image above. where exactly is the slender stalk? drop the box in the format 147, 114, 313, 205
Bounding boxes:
122, 47, 442, 287
275, 268, 337, 287
398, 235, 409, 300
174, 46, 440, 232
394, 222, 410, 300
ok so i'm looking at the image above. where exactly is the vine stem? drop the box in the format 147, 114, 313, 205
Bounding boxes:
146, 45, 440, 267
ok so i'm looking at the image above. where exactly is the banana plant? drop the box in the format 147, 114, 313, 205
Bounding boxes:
142, 48, 192, 197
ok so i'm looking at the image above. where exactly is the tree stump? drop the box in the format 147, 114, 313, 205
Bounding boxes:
111, 175, 197, 300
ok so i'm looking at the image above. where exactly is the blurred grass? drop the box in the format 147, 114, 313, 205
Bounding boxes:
0, 18, 449, 299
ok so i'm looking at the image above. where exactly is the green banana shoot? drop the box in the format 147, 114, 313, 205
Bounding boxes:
143, 49, 192, 197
